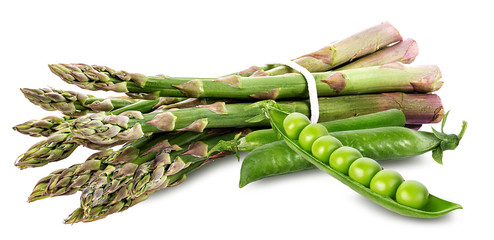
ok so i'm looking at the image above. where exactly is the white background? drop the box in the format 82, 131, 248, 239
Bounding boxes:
1, 0, 492, 239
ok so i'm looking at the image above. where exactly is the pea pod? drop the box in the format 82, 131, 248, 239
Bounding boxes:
240, 113, 466, 187
262, 105, 463, 218
238, 109, 406, 152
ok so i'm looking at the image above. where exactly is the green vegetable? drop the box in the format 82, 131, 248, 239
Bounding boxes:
13, 97, 210, 138
370, 170, 404, 198
283, 112, 310, 139
247, 22, 403, 76
21, 87, 138, 116
396, 180, 429, 209
298, 124, 328, 152
311, 135, 342, 163
335, 38, 418, 70
239, 110, 466, 187
348, 158, 382, 187
14, 97, 196, 169
329, 147, 363, 175
49, 63, 442, 100
261, 104, 462, 217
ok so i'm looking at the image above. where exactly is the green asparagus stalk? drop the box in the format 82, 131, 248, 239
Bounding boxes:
14, 97, 196, 169
21, 88, 138, 116
48, 63, 441, 100
70, 93, 444, 147
233, 37, 416, 77
13, 95, 188, 138
21, 87, 188, 116
247, 22, 402, 76
65, 130, 241, 223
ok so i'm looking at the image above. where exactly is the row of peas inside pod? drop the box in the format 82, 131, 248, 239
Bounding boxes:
283, 112, 429, 208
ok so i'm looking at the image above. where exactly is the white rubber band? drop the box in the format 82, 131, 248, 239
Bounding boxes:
274, 61, 319, 123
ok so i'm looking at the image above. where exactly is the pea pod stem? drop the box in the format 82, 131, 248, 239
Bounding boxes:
262, 105, 462, 218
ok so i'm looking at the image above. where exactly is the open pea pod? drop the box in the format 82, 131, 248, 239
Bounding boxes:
263, 104, 462, 218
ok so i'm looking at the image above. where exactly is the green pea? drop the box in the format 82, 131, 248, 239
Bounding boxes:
283, 112, 310, 139
370, 169, 404, 198
328, 146, 362, 174
311, 135, 342, 164
396, 180, 429, 209
348, 157, 382, 187
298, 123, 329, 152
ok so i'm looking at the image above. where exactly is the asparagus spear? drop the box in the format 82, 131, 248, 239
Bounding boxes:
21, 88, 138, 116
14, 97, 196, 169
48, 63, 440, 100
65, 131, 240, 223
70, 93, 444, 147
21, 87, 188, 116
13, 97, 213, 138
234, 36, 416, 77
335, 38, 418, 70
246, 22, 403, 76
